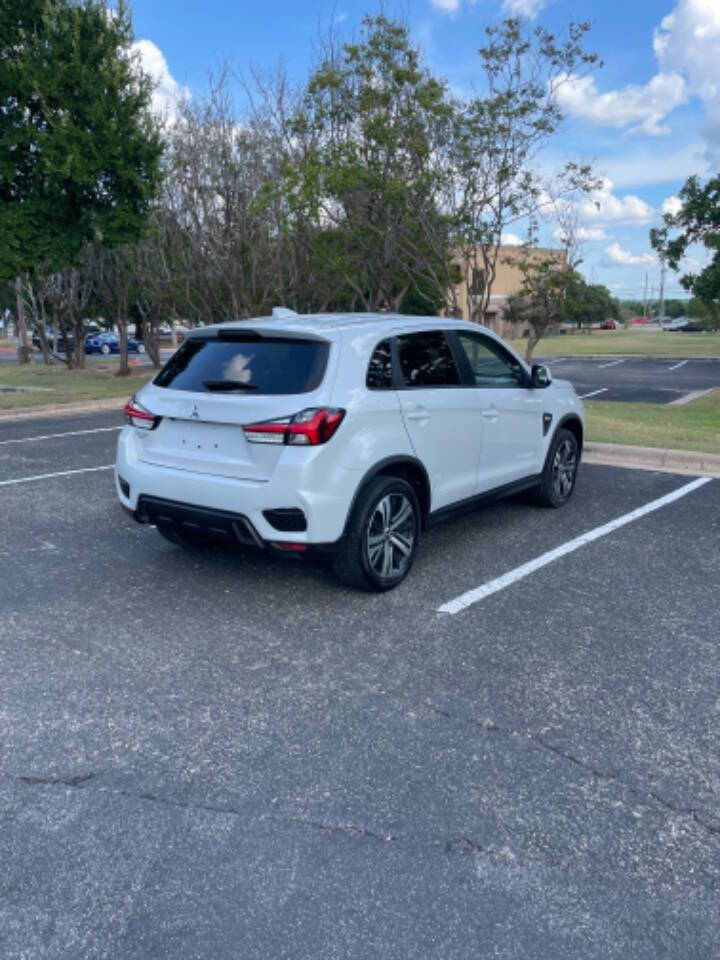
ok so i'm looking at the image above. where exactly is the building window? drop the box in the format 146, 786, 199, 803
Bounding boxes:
470, 267, 485, 296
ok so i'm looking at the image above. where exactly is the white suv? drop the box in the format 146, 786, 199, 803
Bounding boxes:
116, 311, 584, 590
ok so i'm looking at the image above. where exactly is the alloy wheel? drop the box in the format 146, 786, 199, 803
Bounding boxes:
552, 438, 577, 500
365, 493, 416, 580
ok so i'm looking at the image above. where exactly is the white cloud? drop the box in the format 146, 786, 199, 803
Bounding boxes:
431, 0, 546, 16
556, 72, 687, 136
605, 243, 656, 267
579, 178, 654, 225
662, 195, 683, 217
501, 0, 547, 17
553, 226, 608, 242
554, 0, 720, 152
501, 232, 524, 246
654, 0, 720, 161
430, 0, 460, 11
132, 39, 189, 121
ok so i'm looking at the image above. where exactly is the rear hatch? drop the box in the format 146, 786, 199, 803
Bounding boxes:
135, 328, 335, 481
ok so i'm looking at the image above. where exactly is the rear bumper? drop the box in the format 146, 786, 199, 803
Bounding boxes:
135, 495, 265, 547
115, 426, 360, 544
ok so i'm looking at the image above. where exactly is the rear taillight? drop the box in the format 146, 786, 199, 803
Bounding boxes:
243, 408, 345, 446
124, 396, 160, 430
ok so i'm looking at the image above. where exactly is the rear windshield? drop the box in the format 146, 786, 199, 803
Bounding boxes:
154, 335, 329, 395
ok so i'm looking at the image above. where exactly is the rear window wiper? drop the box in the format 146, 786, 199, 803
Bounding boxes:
202, 379, 258, 391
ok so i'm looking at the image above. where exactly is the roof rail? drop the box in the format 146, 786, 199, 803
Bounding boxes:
272, 307, 299, 320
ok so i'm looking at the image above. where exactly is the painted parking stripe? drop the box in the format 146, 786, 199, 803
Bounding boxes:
578, 388, 608, 400
597, 359, 625, 369
0, 465, 114, 487
668, 360, 689, 371
546, 358, 566, 364
438, 477, 712, 616
0, 426, 122, 446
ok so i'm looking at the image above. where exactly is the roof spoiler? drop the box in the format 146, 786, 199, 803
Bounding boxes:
272, 307, 299, 320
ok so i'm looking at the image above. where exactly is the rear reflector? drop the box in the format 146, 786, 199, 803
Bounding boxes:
243, 408, 345, 446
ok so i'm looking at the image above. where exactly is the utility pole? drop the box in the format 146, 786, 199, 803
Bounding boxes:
643, 272, 649, 320
659, 259, 666, 325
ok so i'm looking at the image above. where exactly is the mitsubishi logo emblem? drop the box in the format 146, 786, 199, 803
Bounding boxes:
190, 404, 199, 419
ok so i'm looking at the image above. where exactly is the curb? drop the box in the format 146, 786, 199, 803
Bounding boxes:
584, 441, 720, 478
0, 397, 125, 422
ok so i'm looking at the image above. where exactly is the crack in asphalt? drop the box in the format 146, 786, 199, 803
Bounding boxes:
422, 701, 720, 840
17, 773, 95, 787
5, 771, 570, 865
9, 695, 720, 859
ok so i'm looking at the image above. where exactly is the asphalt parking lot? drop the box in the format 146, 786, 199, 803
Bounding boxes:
1, 411, 719, 959
540, 355, 720, 404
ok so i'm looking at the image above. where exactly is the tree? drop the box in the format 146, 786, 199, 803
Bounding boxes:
0, 0, 163, 365
448, 18, 600, 323
564, 275, 617, 329
505, 256, 571, 362
650, 173, 720, 311
286, 15, 455, 313
687, 296, 720, 330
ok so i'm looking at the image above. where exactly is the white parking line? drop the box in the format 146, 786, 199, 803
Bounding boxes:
546, 358, 566, 364
0, 465, 114, 487
668, 360, 689, 371
0, 426, 122, 446
578, 388, 608, 400
597, 359, 625, 369
437, 477, 712, 616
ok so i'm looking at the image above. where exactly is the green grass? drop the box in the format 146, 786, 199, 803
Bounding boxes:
0, 361, 155, 410
505, 328, 720, 358
585, 389, 720, 455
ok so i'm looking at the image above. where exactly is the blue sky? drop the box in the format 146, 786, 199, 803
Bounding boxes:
130, 0, 720, 303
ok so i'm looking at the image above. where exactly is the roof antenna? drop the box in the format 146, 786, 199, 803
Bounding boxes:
272, 307, 298, 320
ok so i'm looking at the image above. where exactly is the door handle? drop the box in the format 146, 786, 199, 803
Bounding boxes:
481, 406, 499, 420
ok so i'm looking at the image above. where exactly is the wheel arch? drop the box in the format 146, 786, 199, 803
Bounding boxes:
556, 414, 584, 453
343, 456, 431, 535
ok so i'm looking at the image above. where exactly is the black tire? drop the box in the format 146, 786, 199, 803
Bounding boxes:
333, 476, 420, 591
156, 522, 211, 550
532, 427, 580, 507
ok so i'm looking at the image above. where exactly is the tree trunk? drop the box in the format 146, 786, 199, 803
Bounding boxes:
15, 277, 32, 364
145, 326, 161, 369
524, 329, 540, 364
116, 311, 130, 376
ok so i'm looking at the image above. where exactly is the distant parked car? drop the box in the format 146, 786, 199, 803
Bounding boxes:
631, 316, 652, 325
662, 317, 704, 332
32, 325, 73, 351
85, 332, 146, 355
599, 319, 617, 330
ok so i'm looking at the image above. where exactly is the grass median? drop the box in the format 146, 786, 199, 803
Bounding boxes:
585, 389, 720, 455
506, 329, 720, 358
0, 360, 155, 410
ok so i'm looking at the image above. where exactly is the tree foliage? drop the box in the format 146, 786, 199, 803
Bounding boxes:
3, 9, 604, 373
448, 18, 600, 321
286, 15, 454, 312
1, 0, 163, 365
650, 174, 720, 307
1, 0, 163, 279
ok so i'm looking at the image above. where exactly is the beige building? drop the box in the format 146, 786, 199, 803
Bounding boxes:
449, 245, 567, 339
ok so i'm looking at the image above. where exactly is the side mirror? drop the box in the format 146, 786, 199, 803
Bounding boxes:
530, 364, 552, 389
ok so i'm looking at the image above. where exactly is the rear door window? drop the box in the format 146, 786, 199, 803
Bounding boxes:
154, 335, 329, 395
396, 331, 461, 388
